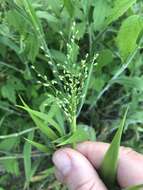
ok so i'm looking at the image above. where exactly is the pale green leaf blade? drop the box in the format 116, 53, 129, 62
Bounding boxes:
100, 108, 129, 188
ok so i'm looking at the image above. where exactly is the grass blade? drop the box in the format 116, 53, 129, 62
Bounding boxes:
18, 98, 58, 140
18, 105, 62, 136
23, 131, 33, 189
18, 97, 64, 135
100, 107, 129, 188
23, 107, 58, 140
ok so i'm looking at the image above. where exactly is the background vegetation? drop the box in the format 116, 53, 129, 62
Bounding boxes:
0, 0, 143, 189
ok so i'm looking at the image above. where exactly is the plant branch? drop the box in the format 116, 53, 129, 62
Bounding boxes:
0, 127, 36, 139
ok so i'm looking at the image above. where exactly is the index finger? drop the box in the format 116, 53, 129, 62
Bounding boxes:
77, 141, 143, 188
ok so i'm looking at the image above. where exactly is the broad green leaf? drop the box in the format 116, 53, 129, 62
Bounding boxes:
6, 10, 27, 34
97, 49, 113, 69
100, 108, 128, 188
93, 0, 110, 31
0, 36, 25, 62
0, 159, 19, 176
116, 15, 143, 59
0, 137, 18, 151
123, 184, 143, 190
25, 138, 51, 153
78, 124, 96, 141
106, 0, 137, 25
63, 0, 74, 17
1, 84, 16, 104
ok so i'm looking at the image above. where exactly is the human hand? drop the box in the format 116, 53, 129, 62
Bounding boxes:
52, 141, 143, 190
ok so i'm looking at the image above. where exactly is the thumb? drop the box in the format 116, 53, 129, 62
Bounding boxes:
52, 148, 107, 190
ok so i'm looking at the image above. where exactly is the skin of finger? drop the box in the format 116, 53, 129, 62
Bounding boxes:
53, 148, 107, 190
77, 141, 143, 188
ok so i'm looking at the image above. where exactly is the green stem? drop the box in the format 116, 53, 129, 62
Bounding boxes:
72, 115, 77, 133
71, 115, 77, 149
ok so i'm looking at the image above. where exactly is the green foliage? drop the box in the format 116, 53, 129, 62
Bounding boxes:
117, 15, 143, 59
0, 0, 143, 189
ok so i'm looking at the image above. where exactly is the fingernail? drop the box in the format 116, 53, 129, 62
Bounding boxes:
52, 151, 71, 176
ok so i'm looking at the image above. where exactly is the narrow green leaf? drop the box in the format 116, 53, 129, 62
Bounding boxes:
100, 107, 129, 188
18, 105, 62, 137
18, 99, 58, 140
23, 107, 57, 140
18, 97, 60, 140
123, 184, 143, 190
19, 97, 63, 135
25, 138, 51, 153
